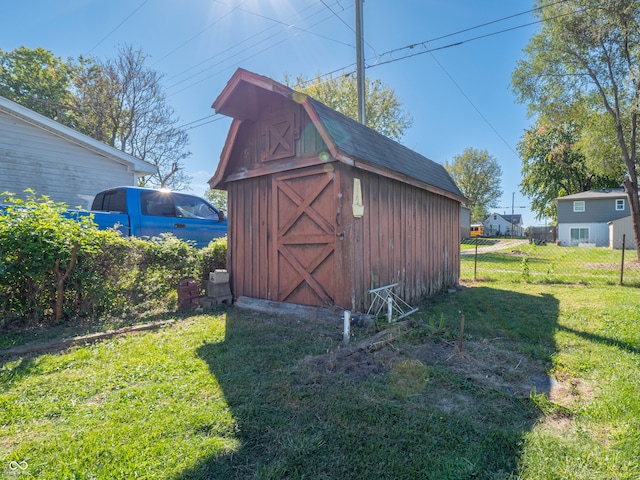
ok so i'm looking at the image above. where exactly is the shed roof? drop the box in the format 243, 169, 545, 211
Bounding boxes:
0, 95, 157, 175
210, 69, 465, 203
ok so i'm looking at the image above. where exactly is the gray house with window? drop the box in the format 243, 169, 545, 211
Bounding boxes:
555, 189, 633, 247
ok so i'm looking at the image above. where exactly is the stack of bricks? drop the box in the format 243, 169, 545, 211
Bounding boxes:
177, 277, 200, 311
206, 269, 232, 305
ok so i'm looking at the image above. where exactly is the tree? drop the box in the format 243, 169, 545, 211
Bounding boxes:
71, 45, 191, 190
288, 73, 413, 142
0, 47, 75, 123
512, 0, 640, 259
0, 45, 192, 191
518, 119, 622, 221
444, 147, 502, 222
204, 189, 228, 212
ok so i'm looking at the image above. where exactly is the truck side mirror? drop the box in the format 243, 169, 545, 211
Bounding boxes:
218, 210, 225, 222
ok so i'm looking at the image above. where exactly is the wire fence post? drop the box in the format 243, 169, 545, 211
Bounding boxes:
620, 234, 626, 286
473, 237, 478, 281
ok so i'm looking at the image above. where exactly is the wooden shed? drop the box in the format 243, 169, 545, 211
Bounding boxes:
209, 69, 466, 312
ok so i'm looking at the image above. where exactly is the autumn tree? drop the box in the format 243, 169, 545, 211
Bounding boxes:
71, 45, 191, 190
288, 73, 413, 142
512, 0, 640, 258
444, 147, 502, 222
0, 47, 75, 123
518, 119, 622, 221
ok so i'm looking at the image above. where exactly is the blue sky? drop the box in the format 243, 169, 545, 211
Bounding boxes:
2, 0, 544, 226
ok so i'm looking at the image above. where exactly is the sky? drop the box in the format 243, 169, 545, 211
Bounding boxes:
2, 0, 546, 227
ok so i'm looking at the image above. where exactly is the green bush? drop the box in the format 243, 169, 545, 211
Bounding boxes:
0, 191, 228, 327
197, 236, 228, 287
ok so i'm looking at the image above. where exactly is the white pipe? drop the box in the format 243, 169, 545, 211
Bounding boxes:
343, 310, 351, 344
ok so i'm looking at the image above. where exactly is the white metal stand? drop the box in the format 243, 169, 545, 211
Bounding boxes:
366, 283, 418, 323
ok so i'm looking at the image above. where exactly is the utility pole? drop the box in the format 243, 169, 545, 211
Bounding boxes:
511, 192, 515, 239
355, 0, 366, 125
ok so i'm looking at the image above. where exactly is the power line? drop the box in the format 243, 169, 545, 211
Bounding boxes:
426, 52, 519, 157
87, 0, 149, 54
176, 114, 220, 129
319, 0, 377, 56
165, 4, 345, 96
163, 1, 350, 87
377, 0, 568, 61
151, 0, 251, 67
176, 2, 576, 132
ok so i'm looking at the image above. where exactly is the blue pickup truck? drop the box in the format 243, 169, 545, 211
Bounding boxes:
76, 186, 227, 248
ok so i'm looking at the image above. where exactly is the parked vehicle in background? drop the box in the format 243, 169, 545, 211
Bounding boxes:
72, 186, 227, 248
470, 224, 485, 237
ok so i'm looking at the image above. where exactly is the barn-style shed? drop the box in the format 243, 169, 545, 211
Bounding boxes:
209, 68, 466, 312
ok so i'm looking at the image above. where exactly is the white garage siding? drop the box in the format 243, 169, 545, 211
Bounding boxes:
0, 96, 156, 209
558, 222, 609, 247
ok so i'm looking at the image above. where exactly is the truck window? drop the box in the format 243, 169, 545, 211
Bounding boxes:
141, 191, 177, 217
92, 190, 127, 213
174, 193, 221, 220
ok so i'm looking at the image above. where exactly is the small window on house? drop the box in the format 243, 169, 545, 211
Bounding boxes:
616, 199, 625, 211
573, 201, 585, 212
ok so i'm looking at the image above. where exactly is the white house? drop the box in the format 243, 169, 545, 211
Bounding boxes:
482, 212, 523, 237
0, 95, 156, 209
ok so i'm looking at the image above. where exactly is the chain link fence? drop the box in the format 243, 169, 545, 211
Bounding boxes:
460, 238, 640, 287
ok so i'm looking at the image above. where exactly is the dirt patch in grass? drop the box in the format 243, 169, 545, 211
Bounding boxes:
296, 321, 566, 412
586, 262, 640, 270
549, 372, 595, 408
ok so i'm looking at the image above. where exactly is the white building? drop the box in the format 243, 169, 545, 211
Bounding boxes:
0, 95, 156, 209
482, 212, 524, 237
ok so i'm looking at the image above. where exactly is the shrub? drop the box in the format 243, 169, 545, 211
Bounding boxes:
0, 191, 228, 327
197, 237, 228, 287
0, 190, 105, 323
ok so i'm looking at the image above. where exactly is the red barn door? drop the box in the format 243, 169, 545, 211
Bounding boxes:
271, 166, 337, 306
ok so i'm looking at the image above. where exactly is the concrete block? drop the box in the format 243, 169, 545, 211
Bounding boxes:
209, 269, 229, 284
206, 281, 231, 298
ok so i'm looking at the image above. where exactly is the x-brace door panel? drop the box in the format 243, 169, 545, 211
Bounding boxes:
271, 166, 337, 306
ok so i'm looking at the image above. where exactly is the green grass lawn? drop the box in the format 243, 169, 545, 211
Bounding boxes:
462, 241, 640, 287
1, 280, 640, 478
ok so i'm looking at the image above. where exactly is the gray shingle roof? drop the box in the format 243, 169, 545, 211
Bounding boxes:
307, 97, 464, 200
556, 188, 629, 201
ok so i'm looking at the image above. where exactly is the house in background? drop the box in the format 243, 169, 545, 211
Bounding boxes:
482, 212, 523, 237
209, 68, 466, 312
0, 95, 156, 209
556, 189, 635, 248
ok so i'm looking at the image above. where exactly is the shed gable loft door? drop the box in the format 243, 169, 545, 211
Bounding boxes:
272, 166, 337, 306
264, 113, 295, 161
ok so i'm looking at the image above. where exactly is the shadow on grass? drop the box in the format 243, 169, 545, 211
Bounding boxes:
557, 324, 640, 356
177, 286, 560, 479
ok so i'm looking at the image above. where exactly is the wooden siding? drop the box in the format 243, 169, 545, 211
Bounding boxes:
347, 167, 460, 311
224, 121, 461, 312
1, 110, 138, 208
227, 175, 272, 302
